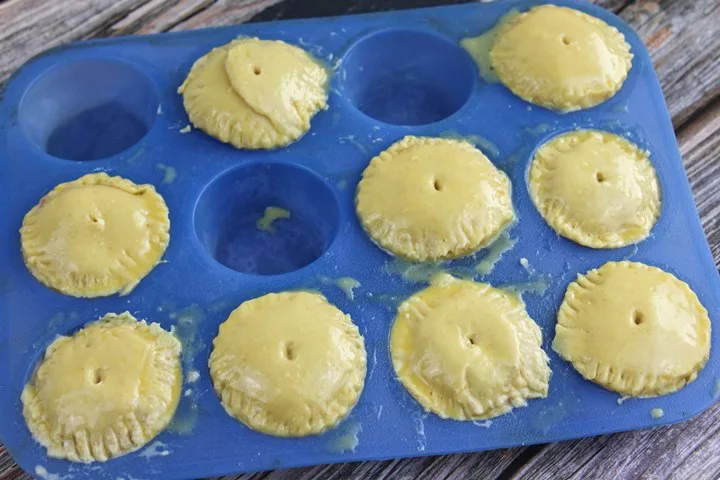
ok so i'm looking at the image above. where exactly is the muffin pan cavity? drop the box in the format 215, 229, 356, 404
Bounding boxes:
340, 29, 475, 125
19, 59, 158, 161
0, 1, 719, 479
194, 163, 339, 275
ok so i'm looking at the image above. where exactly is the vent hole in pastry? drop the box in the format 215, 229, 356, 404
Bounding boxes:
89, 214, 99, 223
433, 178, 443, 191
633, 310, 644, 325
562, 35, 571, 45
253, 65, 262, 75
91, 368, 105, 385
465, 334, 479, 347
283, 342, 297, 360
595, 171, 606, 183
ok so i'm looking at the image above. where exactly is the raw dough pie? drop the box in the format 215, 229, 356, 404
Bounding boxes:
529, 130, 660, 248
179, 37, 329, 150
490, 4, 632, 111
390, 274, 550, 420
356, 136, 514, 262
20, 173, 170, 297
21, 312, 182, 463
209, 291, 366, 436
553, 261, 711, 397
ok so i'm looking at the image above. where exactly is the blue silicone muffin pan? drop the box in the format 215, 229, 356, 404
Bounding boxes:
1, 1, 719, 478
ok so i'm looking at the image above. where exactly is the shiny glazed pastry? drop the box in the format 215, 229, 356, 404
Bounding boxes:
490, 4, 632, 111
21, 312, 182, 463
356, 136, 514, 262
529, 130, 660, 248
20, 173, 170, 297
390, 274, 550, 420
209, 291, 366, 436
553, 261, 711, 396
179, 37, 329, 149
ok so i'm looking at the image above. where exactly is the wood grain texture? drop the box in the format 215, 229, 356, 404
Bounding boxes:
229, 449, 528, 480
682, 101, 720, 262
0, 447, 19, 480
0, 1, 719, 480
108, 0, 215, 36
0, 0, 145, 82
620, 0, 720, 129
249, 0, 625, 22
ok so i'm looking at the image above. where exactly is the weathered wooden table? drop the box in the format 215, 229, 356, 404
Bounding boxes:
1, 0, 718, 478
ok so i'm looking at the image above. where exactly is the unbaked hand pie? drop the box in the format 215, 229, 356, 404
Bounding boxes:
529, 130, 660, 248
21, 312, 182, 463
356, 136, 514, 262
553, 261, 711, 397
209, 291, 366, 436
20, 173, 170, 297
490, 4, 632, 111
390, 274, 550, 420
179, 37, 329, 150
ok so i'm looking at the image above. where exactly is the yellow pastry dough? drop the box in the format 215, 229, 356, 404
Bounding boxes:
553, 261, 711, 397
20, 173, 170, 297
356, 136, 514, 262
490, 5, 632, 111
390, 274, 550, 420
209, 291, 366, 436
21, 312, 182, 463
178, 37, 329, 150
529, 130, 660, 248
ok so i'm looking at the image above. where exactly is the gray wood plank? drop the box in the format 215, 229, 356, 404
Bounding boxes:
108, 0, 216, 36
167, 0, 285, 31
682, 102, 720, 261
0, 0, 146, 83
618, 0, 720, 129
209, 449, 530, 480
0, 447, 21, 480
